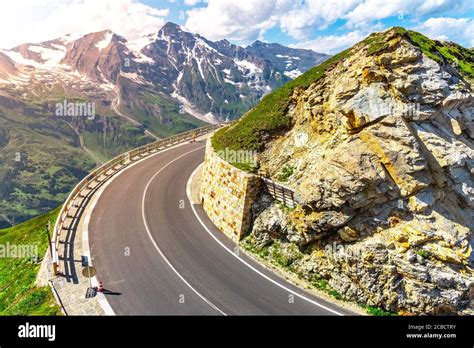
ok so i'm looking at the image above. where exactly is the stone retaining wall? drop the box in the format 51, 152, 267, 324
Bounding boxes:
200, 139, 261, 241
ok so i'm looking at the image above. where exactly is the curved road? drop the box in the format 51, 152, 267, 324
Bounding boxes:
89, 140, 353, 315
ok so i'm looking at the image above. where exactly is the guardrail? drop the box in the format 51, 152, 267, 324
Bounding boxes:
260, 177, 299, 209
51, 123, 223, 275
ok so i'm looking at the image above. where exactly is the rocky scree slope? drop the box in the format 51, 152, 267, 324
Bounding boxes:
217, 27, 474, 314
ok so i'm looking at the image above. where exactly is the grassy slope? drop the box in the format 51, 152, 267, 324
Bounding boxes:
212, 27, 473, 158
0, 105, 96, 228
0, 207, 61, 315
212, 48, 352, 156
406, 30, 474, 80
0, 80, 196, 227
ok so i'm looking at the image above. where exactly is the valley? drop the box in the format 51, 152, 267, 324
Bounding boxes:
0, 22, 328, 227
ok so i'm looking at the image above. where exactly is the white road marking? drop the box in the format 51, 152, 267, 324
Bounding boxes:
84, 136, 211, 316
141, 146, 227, 316
98, 295, 116, 316
186, 164, 345, 316
82, 182, 116, 315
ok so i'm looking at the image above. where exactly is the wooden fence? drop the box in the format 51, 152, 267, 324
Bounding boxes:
260, 177, 298, 209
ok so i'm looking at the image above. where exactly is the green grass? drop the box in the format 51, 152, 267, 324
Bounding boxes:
365, 305, 397, 316
0, 208, 61, 315
417, 249, 429, 258
278, 165, 295, 182
364, 32, 389, 55
0, 105, 96, 228
406, 29, 474, 80
127, 92, 206, 138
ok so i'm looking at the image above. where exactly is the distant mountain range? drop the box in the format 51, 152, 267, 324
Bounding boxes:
0, 22, 329, 227
1, 22, 329, 123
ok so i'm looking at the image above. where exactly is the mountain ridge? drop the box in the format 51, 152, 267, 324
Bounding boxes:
1, 22, 329, 122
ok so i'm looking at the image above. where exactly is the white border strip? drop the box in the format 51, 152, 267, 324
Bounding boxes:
81, 138, 210, 316
186, 163, 345, 316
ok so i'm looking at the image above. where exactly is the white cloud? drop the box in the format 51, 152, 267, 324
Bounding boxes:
344, 0, 472, 28
184, 0, 202, 6
292, 15, 474, 56
185, 0, 474, 44
278, 0, 360, 39
184, 0, 291, 43
0, 0, 169, 49
184, 0, 360, 42
415, 17, 474, 47
291, 30, 367, 55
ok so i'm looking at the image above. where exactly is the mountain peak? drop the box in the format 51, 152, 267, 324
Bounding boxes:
250, 40, 269, 47
160, 22, 184, 34
217, 39, 230, 45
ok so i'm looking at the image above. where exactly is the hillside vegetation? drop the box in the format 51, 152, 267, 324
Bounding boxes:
0, 208, 61, 315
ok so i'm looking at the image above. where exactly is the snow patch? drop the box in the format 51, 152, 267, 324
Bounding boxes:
95, 32, 113, 51
171, 90, 218, 124
284, 69, 302, 79
126, 34, 156, 64
128, 32, 158, 52
224, 78, 237, 85
28, 45, 66, 67
1, 50, 43, 68
235, 59, 262, 75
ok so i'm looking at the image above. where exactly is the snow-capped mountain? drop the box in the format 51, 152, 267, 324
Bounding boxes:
0, 22, 329, 227
246, 40, 330, 79
0, 22, 329, 123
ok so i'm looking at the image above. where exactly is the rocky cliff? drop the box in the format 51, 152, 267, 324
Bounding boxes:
217, 27, 474, 314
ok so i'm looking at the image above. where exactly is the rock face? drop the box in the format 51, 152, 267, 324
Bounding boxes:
250, 28, 474, 314
62, 30, 133, 83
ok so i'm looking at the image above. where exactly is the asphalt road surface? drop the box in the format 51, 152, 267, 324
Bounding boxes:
89, 140, 354, 315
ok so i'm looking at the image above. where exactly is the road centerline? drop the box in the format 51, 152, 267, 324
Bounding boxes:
140, 146, 226, 316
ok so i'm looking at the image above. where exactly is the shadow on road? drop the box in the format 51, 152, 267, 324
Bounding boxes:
102, 288, 122, 296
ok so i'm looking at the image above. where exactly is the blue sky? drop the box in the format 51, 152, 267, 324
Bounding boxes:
0, 0, 473, 53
